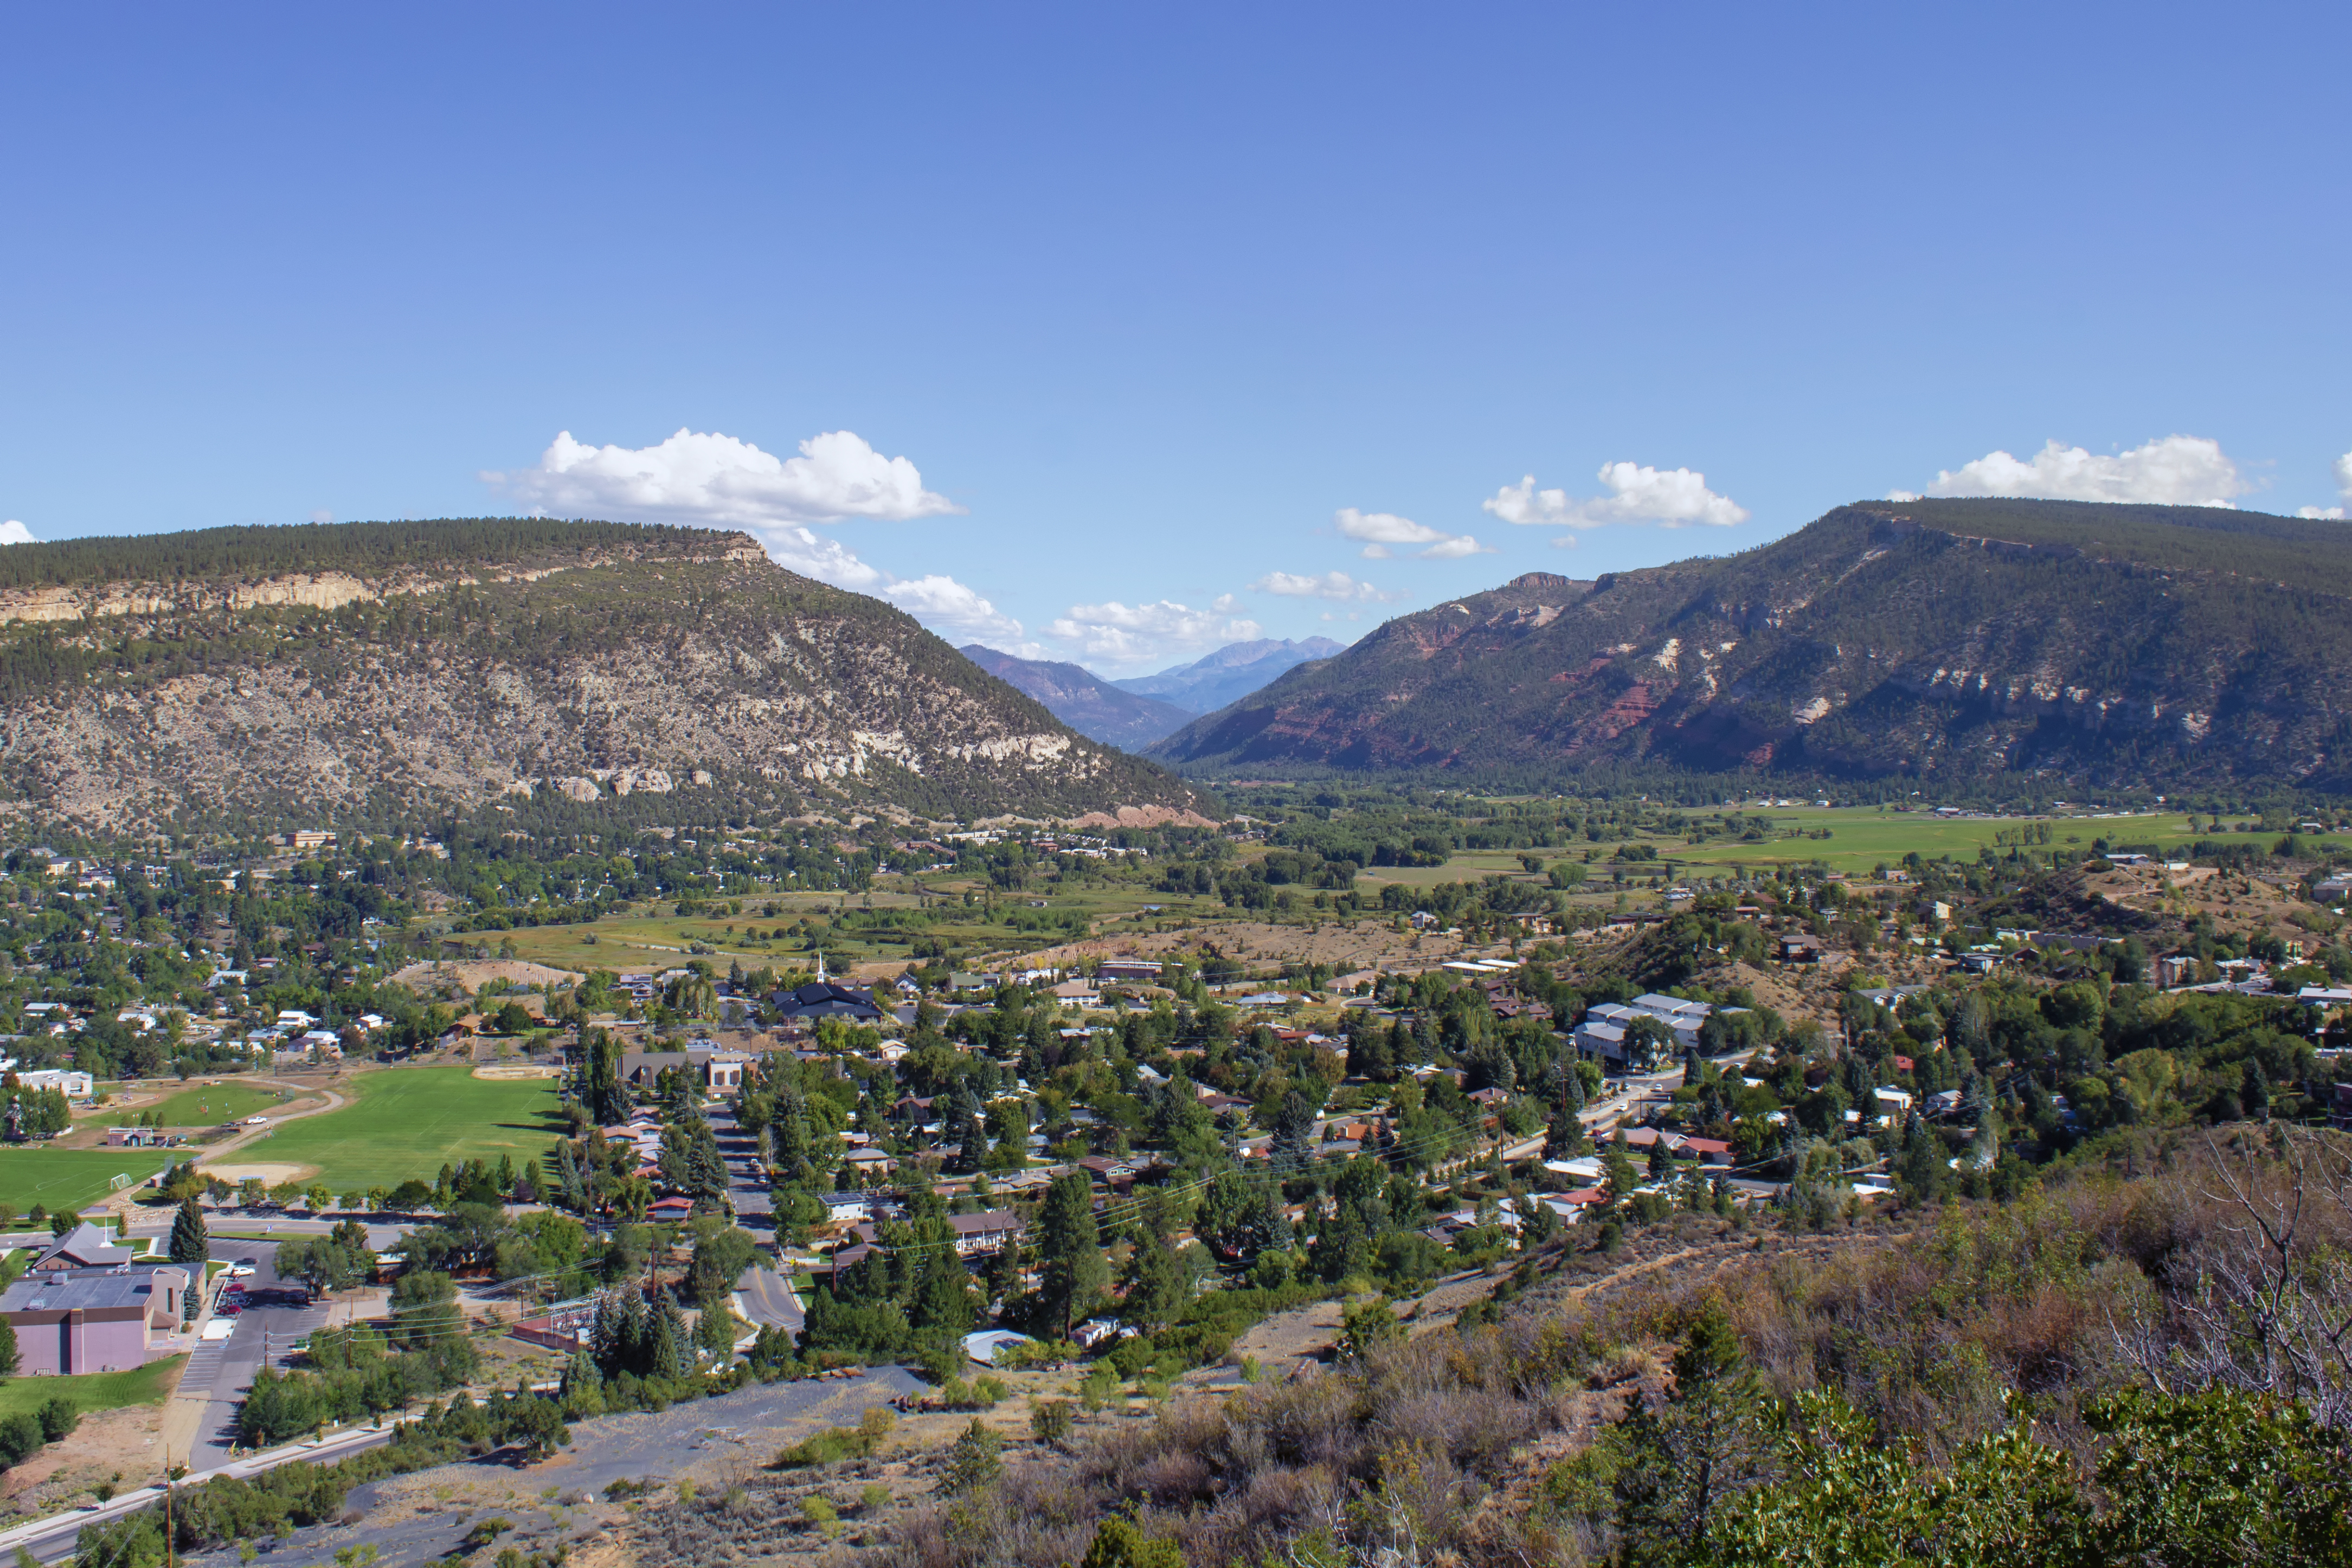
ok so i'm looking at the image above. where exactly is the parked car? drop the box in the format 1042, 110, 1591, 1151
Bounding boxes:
223, 1261, 257, 1278
244, 1115, 269, 1125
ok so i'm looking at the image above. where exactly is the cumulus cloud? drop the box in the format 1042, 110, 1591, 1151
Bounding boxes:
879, 574, 1034, 651
1048, 599, 1263, 665
2297, 450, 2352, 520
0, 520, 35, 546
1333, 507, 1492, 560
1891, 435, 2249, 508
1485, 462, 1750, 534
757, 526, 1033, 652
484, 427, 962, 528
1249, 570, 1392, 602
763, 524, 887, 591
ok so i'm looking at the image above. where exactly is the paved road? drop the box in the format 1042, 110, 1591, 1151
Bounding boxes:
170, 1243, 338, 1473
731, 1263, 804, 1335
705, 1103, 772, 1229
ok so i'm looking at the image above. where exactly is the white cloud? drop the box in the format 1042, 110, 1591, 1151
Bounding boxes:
879, 574, 1034, 651
0, 520, 35, 546
1333, 506, 1491, 560
1249, 570, 1391, 602
755, 525, 1033, 652
1048, 599, 1263, 665
309, 510, 334, 525
1895, 434, 2248, 507
763, 524, 887, 591
484, 427, 962, 528
2297, 450, 2352, 520
1485, 462, 1750, 533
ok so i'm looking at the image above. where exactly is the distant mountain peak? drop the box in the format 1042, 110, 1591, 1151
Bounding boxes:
1109, 636, 1348, 714
960, 644, 1196, 751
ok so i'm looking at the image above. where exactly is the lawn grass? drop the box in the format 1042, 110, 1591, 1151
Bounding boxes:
249, 1066, 566, 1191
1355, 806, 2324, 888
0, 1148, 171, 1218
0, 1355, 183, 1419
122, 1081, 304, 1129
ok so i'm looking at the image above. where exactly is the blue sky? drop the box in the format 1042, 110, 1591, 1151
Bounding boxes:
3, 4, 2347, 672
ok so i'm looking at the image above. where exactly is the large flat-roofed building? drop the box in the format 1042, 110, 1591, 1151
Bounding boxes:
0, 1264, 189, 1374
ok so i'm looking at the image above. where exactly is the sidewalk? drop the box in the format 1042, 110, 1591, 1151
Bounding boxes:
0, 1422, 404, 1563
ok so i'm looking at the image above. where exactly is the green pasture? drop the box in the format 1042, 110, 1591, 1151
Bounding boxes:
0, 1355, 183, 1419
0, 1149, 170, 1218
247, 1066, 564, 1191
1680, 807, 2189, 875
487, 881, 1219, 974
130, 1081, 303, 1128
1348, 807, 2312, 886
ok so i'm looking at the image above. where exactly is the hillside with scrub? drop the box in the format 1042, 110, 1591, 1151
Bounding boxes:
0, 517, 1201, 837
1150, 497, 2352, 794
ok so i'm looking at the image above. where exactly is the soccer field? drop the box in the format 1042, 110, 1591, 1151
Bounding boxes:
248, 1066, 566, 1191
0, 1148, 171, 1218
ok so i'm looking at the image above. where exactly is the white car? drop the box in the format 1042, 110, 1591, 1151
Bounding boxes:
244, 1115, 269, 1125
222, 1263, 256, 1278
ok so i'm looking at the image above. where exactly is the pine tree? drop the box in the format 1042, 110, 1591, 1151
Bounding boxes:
168, 1197, 209, 1269
1270, 1091, 1315, 1172
1038, 1171, 1108, 1342
616, 1286, 650, 1374
651, 1286, 692, 1378
556, 1141, 587, 1213
588, 1290, 621, 1373
695, 1296, 738, 1361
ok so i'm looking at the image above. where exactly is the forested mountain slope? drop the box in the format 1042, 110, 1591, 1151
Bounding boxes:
0, 518, 1199, 837
1148, 499, 2352, 792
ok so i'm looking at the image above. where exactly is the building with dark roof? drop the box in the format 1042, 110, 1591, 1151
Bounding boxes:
769, 982, 883, 1023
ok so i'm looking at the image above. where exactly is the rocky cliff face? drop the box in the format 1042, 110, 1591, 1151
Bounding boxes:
1147, 500, 2352, 792
0, 520, 1199, 836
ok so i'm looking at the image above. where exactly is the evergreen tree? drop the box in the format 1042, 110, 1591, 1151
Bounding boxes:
1606, 1301, 1771, 1562
2241, 1059, 2271, 1122
168, 1197, 209, 1269
588, 1290, 621, 1371
555, 1141, 588, 1213
1894, 1115, 1946, 1206
653, 1286, 692, 1377
694, 1296, 738, 1361
615, 1286, 650, 1374
1037, 1171, 1108, 1342
1270, 1090, 1315, 1172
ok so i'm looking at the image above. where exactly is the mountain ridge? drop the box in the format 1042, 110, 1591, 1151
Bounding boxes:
957, 645, 1196, 749
1112, 636, 1346, 714
0, 518, 1204, 837
1145, 499, 2352, 793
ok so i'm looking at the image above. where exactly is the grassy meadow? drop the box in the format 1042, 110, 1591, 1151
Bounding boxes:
0, 1355, 183, 1419
0, 1149, 171, 1218
1354, 805, 2332, 890
126, 1081, 305, 1128
250, 1066, 564, 1191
